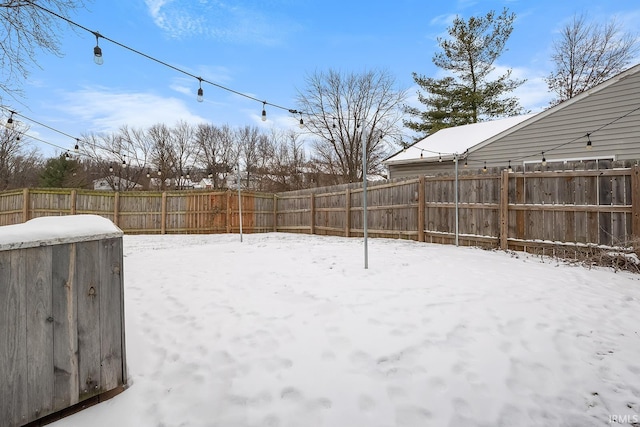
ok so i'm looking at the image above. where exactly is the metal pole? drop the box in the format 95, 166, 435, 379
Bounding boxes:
363, 135, 368, 269
238, 158, 243, 243
454, 154, 459, 247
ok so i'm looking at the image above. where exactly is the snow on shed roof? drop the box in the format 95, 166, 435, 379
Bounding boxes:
0, 215, 122, 251
385, 114, 536, 164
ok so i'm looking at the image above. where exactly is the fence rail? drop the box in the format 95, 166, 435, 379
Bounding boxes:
1, 165, 639, 252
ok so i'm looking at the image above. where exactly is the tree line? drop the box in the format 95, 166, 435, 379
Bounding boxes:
1, 2, 638, 191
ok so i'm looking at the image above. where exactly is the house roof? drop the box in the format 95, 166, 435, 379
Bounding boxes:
385, 114, 535, 164
385, 62, 640, 165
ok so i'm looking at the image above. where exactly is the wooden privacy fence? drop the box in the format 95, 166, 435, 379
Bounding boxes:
0, 165, 639, 250
0, 189, 276, 234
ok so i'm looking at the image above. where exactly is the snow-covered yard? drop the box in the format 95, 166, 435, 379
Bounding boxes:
51, 233, 640, 427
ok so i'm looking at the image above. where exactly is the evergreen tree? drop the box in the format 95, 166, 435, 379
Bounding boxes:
40, 154, 83, 188
405, 8, 526, 135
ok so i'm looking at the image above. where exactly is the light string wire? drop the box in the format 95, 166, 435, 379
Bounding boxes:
1, 105, 151, 165
21, 0, 302, 115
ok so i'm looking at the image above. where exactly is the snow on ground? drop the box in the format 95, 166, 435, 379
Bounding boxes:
51, 233, 640, 427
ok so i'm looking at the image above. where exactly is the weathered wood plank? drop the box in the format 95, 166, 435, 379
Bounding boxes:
0, 250, 28, 426
99, 238, 124, 392
52, 243, 79, 411
633, 165, 640, 238
76, 240, 102, 401
26, 246, 54, 422
499, 170, 509, 249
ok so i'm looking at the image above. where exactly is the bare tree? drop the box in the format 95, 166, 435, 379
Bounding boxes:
81, 125, 151, 190
546, 14, 639, 104
297, 69, 406, 183
0, 122, 41, 189
0, 0, 88, 100
237, 125, 260, 189
195, 123, 236, 189
147, 123, 175, 190
171, 120, 199, 189
268, 130, 307, 192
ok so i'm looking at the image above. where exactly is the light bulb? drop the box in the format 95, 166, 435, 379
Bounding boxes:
299, 117, 304, 129
197, 87, 203, 103
93, 46, 103, 65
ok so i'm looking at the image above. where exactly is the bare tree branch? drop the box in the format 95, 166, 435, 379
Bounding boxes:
546, 13, 639, 104
0, 0, 88, 101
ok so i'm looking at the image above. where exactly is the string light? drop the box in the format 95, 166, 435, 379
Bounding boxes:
64, 151, 71, 160
74, 139, 80, 152
586, 133, 592, 150
262, 102, 267, 122
197, 78, 204, 103
23, 0, 305, 125
464, 158, 468, 168
483, 161, 487, 173
93, 32, 104, 65
508, 160, 512, 172
146, 169, 151, 178
541, 152, 547, 166
299, 115, 304, 129
438, 153, 442, 162
5, 111, 14, 129
109, 164, 114, 173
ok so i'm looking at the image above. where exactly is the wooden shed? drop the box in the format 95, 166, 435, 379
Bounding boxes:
0, 215, 127, 426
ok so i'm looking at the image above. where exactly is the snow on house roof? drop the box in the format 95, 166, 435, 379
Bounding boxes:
385, 114, 536, 164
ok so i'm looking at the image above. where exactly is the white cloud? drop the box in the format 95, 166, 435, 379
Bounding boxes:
143, 0, 297, 44
55, 86, 209, 134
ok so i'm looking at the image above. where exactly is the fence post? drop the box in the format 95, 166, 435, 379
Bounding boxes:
418, 176, 425, 242
499, 169, 509, 250
70, 189, 77, 216
22, 188, 29, 223
345, 188, 351, 237
161, 192, 167, 234
113, 192, 120, 227
309, 193, 315, 235
273, 194, 278, 232
632, 165, 640, 238
226, 191, 231, 234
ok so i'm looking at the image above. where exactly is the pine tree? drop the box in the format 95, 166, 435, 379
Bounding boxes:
405, 8, 526, 135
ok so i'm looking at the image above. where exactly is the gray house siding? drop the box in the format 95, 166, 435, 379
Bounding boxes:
387, 65, 640, 179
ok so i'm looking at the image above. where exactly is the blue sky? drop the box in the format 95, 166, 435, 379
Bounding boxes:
4, 0, 640, 157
